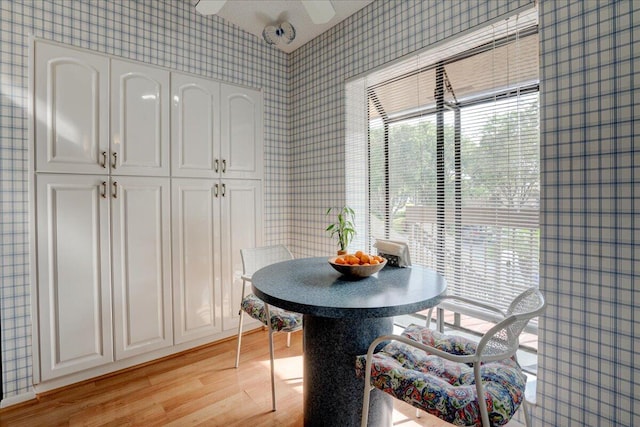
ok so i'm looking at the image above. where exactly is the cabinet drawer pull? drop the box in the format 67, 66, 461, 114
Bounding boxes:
222, 159, 226, 173
112, 152, 117, 169
101, 151, 107, 168
214, 183, 219, 198
221, 183, 226, 197
112, 181, 118, 198
214, 159, 219, 173
101, 181, 107, 198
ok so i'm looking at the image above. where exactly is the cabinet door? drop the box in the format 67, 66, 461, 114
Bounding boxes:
220, 85, 263, 179
36, 174, 113, 380
111, 177, 172, 359
219, 179, 264, 330
34, 42, 109, 174
111, 59, 169, 176
171, 73, 220, 178
171, 179, 222, 344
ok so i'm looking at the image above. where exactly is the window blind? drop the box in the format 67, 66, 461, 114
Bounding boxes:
346, 8, 540, 315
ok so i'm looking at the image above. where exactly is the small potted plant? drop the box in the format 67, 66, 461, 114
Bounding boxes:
325, 206, 356, 255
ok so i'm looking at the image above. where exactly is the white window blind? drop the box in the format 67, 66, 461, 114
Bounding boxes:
346, 8, 540, 315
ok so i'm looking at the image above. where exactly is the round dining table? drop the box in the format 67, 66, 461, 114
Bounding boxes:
251, 257, 447, 427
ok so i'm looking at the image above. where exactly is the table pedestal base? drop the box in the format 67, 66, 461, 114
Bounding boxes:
303, 315, 393, 427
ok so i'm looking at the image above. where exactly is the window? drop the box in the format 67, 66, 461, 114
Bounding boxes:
346, 10, 540, 325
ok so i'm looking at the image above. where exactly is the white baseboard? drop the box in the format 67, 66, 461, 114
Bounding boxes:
1, 389, 37, 409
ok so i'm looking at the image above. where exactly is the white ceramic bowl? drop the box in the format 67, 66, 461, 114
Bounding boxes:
328, 257, 387, 279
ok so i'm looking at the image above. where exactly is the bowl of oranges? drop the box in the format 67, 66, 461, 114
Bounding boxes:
328, 251, 387, 279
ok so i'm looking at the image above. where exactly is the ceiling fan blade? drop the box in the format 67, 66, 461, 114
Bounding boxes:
195, 0, 227, 15
301, 0, 335, 25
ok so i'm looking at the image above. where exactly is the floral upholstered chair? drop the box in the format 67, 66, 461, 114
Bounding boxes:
357, 287, 545, 427
235, 245, 303, 411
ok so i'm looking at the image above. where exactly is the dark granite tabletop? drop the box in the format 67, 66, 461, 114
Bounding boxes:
251, 257, 447, 318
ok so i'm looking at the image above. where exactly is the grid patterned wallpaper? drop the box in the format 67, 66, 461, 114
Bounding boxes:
0, 0, 290, 401
290, 0, 639, 426
538, 1, 639, 425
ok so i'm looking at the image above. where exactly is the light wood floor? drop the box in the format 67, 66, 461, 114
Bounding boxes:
0, 329, 521, 426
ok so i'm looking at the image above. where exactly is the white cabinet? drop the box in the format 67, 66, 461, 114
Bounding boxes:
111, 59, 170, 176
171, 76, 265, 337
34, 43, 109, 174
172, 178, 264, 340
220, 179, 264, 330
220, 85, 264, 179
171, 179, 222, 344
35, 174, 113, 380
171, 73, 220, 178
33, 40, 264, 385
112, 177, 172, 359
172, 74, 263, 180
35, 174, 172, 380
34, 46, 170, 176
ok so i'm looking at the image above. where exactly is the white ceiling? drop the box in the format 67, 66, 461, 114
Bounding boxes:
194, 0, 375, 53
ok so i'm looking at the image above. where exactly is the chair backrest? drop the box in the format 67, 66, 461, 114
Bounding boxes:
240, 245, 294, 279
476, 287, 545, 361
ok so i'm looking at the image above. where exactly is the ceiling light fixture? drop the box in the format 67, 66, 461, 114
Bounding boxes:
262, 21, 296, 46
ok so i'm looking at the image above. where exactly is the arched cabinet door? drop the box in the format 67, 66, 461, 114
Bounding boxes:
220, 84, 264, 180
111, 59, 169, 176
34, 43, 109, 174
171, 73, 220, 178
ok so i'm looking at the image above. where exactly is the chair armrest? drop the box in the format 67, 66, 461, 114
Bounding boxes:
241, 274, 252, 282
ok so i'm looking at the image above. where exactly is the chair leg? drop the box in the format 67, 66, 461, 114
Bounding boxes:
361, 351, 375, 427
286, 332, 291, 347
235, 309, 245, 368
522, 399, 532, 427
266, 304, 277, 411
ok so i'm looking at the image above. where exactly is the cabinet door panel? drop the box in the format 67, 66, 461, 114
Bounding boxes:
112, 177, 172, 359
171, 73, 220, 178
36, 174, 113, 380
220, 85, 263, 179
111, 60, 169, 176
34, 42, 109, 174
220, 180, 263, 330
172, 179, 222, 343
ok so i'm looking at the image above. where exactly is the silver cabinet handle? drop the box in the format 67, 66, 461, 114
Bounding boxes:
101, 181, 107, 198
221, 159, 226, 173
214, 183, 219, 198
221, 183, 226, 197
112, 181, 118, 198
101, 152, 107, 168
214, 159, 219, 173
112, 152, 117, 169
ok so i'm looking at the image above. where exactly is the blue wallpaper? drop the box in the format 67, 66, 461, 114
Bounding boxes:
538, 1, 638, 425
